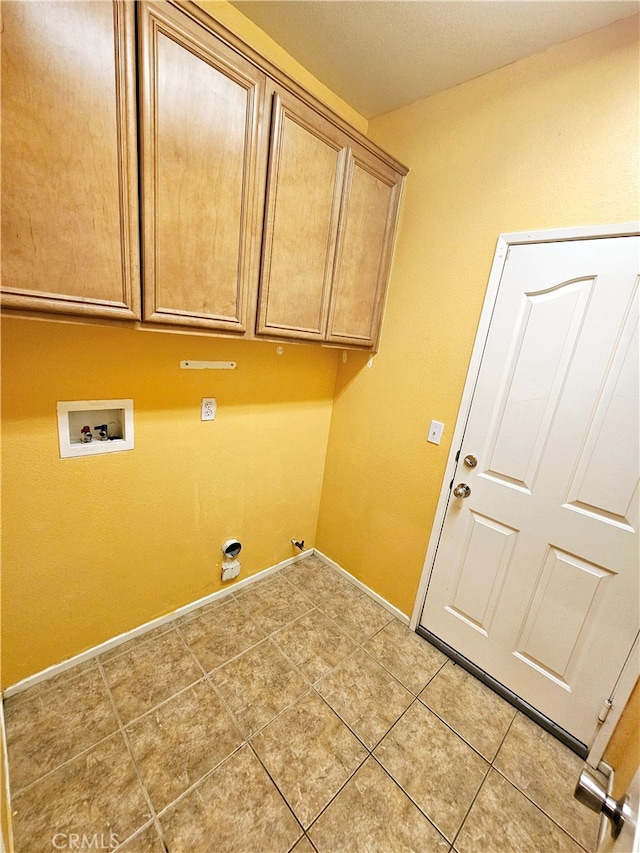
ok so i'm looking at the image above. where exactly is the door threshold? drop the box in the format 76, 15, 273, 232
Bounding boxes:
416, 626, 589, 760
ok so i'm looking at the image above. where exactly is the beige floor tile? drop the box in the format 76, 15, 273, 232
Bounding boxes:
177, 593, 235, 623
420, 661, 516, 760
177, 596, 266, 672
102, 629, 202, 725
99, 624, 174, 664
319, 587, 394, 643
494, 713, 600, 850
251, 690, 366, 827
125, 678, 244, 812
210, 639, 308, 737
272, 608, 357, 684
283, 558, 352, 604
115, 822, 167, 853
374, 700, 488, 841
316, 648, 413, 748
456, 769, 585, 853
236, 573, 315, 634
158, 745, 302, 853
5, 666, 119, 792
364, 619, 448, 695
11, 732, 151, 853
13, 659, 98, 693
6, 565, 602, 853
290, 835, 316, 853
309, 758, 449, 853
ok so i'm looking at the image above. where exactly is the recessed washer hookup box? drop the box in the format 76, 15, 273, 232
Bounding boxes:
56, 399, 134, 459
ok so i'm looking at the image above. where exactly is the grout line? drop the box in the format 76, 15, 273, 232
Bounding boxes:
4, 552, 315, 700
96, 662, 158, 828
110, 817, 160, 853
489, 762, 596, 853
246, 740, 306, 837
490, 704, 518, 765
6, 727, 120, 799
370, 691, 493, 848
6, 664, 127, 796
296, 713, 372, 837
8, 554, 594, 852
149, 743, 250, 823
449, 766, 491, 851
173, 620, 211, 681
308, 684, 375, 757
489, 713, 597, 852
357, 640, 434, 698
103, 680, 248, 839
313, 549, 410, 625
368, 749, 450, 847
414, 698, 496, 766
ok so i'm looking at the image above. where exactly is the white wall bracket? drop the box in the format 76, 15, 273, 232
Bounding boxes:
180, 361, 236, 370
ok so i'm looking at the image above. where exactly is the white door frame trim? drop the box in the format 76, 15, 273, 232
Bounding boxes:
410, 222, 640, 760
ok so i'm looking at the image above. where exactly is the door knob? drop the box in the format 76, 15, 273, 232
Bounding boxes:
574, 767, 631, 840
453, 483, 471, 498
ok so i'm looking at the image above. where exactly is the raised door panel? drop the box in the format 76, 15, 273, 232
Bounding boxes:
256, 91, 347, 340
1, 1, 140, 318
327, 149, 402, 348
139, 2, 266, 331
420, 235, 639, 746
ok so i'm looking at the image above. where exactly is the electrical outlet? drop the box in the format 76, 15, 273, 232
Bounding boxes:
427, 420, 444, 444
201, 398, 216, 421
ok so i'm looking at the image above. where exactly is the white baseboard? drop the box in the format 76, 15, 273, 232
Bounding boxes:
3, 550, 312, 699
312, 549, 410, 626
4, 548, 409, 698
0, 698, 13, 853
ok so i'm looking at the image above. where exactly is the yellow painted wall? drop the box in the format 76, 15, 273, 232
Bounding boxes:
1, 320, 338, 687
0, 0, 369, 691
2, 2, 638, 694
316, 16, 640, 617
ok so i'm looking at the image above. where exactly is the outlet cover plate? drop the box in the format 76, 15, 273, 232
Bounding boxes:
221, 560, 240, 582
201, 398, 217, 421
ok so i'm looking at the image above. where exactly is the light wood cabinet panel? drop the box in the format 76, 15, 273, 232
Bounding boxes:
2, 0, 406, 346
327, 148, 403, 347
257, 91, 404, 349
257, 91, 347, 340
1, 1, 140, 318
139, 2, 266, 331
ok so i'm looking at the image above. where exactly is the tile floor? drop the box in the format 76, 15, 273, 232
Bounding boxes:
4, 554, 600, 853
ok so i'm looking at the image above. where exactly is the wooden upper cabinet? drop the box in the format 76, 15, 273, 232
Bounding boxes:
257, 91, 347, 340
257, 89, 404, 349
2, 0, 406, 345
138, 2, 267, 331
327, 147, 403, 347
1, 1, 140, 318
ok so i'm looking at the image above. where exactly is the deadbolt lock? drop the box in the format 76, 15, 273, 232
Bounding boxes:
463, 454, 478, 468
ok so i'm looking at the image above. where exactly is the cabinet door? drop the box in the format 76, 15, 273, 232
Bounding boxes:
139, 2, 266, 331
1, 1, 140, 318
257, 91, 347, 340
327, 148, 403, 348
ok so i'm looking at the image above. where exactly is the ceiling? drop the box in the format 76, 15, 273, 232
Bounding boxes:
230, 0, 639, 117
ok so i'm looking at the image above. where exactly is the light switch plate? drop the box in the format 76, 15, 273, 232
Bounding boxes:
427, 420, 444, 444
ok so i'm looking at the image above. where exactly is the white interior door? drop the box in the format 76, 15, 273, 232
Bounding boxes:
419, 234, 639, 748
